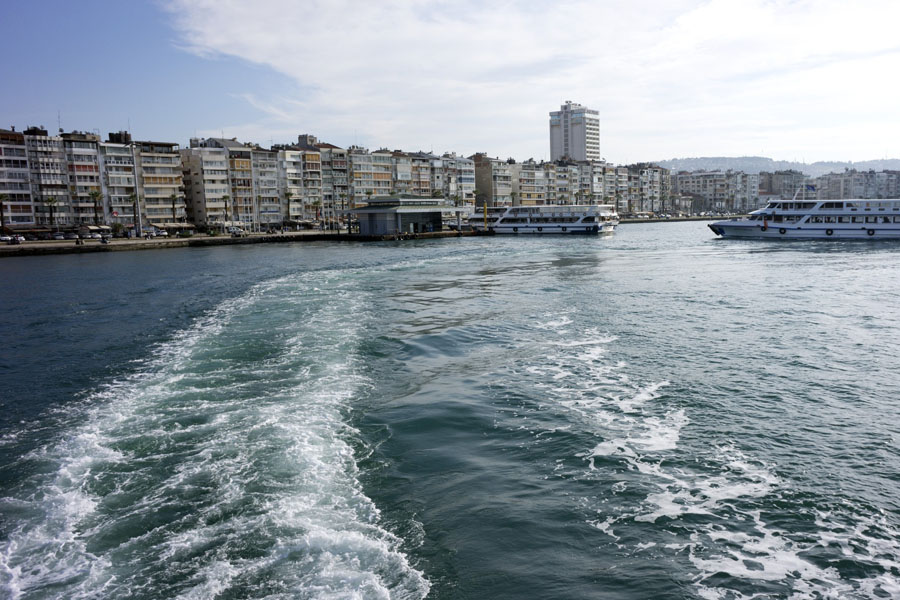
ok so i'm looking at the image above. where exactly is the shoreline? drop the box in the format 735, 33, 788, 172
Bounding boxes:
0, 217, 726, 259
0, 230, 478, 258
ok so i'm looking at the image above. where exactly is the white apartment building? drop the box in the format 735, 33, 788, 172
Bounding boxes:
391, 151, 413, 195
549, 101, 601, 162
349, 147, 392, 206
24, 127, 71, 228
99, 132, 139, 228
61, 131, 102, 226
276, 148, 305, 224
252, 147, 281, 228
194, 138, 257, 228
316, 142, 349, 220
439, 153, 475, 206
0, 128, 34, 227
134, 140, 185, 230
674, 170, 759, 212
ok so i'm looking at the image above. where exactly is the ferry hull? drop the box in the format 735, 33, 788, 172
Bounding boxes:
709, 222, 900, 240
473, 223, 616, 235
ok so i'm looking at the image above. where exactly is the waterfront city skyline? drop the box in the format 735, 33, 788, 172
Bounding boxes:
3, 0, 899, 164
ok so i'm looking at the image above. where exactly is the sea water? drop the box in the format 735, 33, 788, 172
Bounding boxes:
1, 221, 898, 599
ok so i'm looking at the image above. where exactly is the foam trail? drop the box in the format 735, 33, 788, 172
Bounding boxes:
0, 274, 429, 600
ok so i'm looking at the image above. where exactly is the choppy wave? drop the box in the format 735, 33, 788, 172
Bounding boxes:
0, 274, 429, 599
506, 309, 900, 599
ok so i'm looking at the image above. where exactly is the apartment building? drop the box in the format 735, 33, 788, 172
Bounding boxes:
99, 132, 139, 229
24, 127, 70, 228
194, 138, 259, 228
674, 170, 759, 212
439, 153, 475, 206
390, 151, 412, 195
549, 101, 601, 162
251, 147, 281, 228
275, 147, 304, 224
181, 145, 230, 228
349, 147, 392, 207
622, 163, 671, 213
471, 153, 513, 207
316, 142, 349, 219
510, 159, 547, 205
759, 170, 807, 200
0, 128, 34, 227
61, 131, 102, 225
134, 140, 184, 230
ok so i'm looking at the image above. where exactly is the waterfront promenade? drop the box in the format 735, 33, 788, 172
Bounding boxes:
0, 229, 477, 258
0, 217, 723, 258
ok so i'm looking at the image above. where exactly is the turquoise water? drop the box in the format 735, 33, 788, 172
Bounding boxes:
1, 222, 899, 599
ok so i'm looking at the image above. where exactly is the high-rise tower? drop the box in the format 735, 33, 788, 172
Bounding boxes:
549, 101, 600, 162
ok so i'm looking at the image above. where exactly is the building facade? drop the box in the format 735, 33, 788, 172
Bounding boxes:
0, 128, 34, 227
549, 101, 601, 162
472, 153, 513, 207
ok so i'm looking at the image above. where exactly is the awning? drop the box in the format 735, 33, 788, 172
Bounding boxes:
154, 222, 195, 229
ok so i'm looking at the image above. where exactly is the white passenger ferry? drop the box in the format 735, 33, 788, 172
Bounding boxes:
709, 198, 900, 240
469, 204, 618, 235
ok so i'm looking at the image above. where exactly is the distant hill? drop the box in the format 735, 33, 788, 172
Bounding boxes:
654, 156, 900, 178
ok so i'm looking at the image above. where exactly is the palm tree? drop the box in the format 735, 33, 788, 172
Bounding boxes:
89, 189, 102, 225
222, 194, 231, 230
170, 193, 179, 228
283, 191, 293, 229
128, 193, 139, 236
0, 193, 7, 232
45, 196, 59, 231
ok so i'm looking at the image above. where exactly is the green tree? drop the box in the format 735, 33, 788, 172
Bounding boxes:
170, 193, 179, 227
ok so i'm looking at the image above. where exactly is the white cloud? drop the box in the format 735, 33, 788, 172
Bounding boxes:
165, 0, 900, 162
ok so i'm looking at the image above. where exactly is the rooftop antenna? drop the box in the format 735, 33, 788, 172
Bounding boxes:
57, 110, 62, 133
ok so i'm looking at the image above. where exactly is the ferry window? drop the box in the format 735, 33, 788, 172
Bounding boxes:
852, 216, 863, 223
824, 216, 836, 223
839, 216, 850, 223
866, 216, 877, 223
811, 216, 822, 223
774, 215, 783, 222
882, 217, 891, 224
894, 217, 900, 223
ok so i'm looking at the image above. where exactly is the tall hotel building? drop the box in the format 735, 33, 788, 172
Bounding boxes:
549, 101, 601, 162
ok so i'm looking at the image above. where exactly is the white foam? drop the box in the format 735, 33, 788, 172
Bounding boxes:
0, 273, 430, 599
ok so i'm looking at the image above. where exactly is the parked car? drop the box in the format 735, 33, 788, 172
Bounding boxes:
156, 230, 168, 237
89, 233, 102, 239
52, 232, 66, 240
0, 235, 11, 242
64, 232, 78, 240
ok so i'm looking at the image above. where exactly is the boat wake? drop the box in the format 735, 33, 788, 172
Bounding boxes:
0, 274, 429, 600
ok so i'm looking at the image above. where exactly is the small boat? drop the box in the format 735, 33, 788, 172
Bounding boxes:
469, 204, 618, 235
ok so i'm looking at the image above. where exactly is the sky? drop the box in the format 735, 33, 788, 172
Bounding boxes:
3, 0, 899, 164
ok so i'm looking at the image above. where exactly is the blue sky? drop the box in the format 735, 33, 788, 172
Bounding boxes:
4, 0, 900, 163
